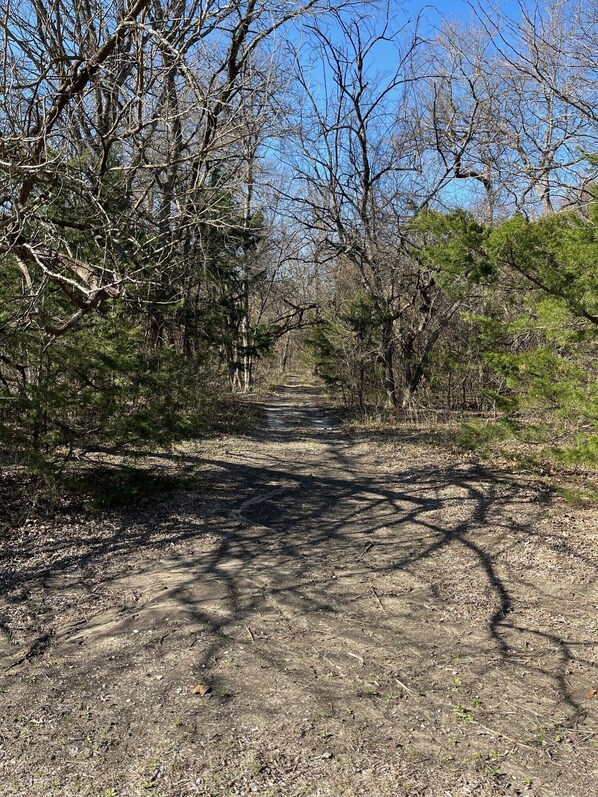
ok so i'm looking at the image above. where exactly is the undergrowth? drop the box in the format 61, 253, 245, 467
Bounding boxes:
343, 410, 598, 505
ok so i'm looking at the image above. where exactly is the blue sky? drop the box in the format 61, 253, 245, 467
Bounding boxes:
296, 1, 530, 73
402, 0, 526, 25
365, 0, 529, 47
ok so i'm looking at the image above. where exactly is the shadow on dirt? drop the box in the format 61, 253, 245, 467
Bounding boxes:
3, 427, 592, 727
3, 377, 597, 797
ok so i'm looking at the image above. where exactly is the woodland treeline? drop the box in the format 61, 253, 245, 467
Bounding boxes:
0, 0, 597, 478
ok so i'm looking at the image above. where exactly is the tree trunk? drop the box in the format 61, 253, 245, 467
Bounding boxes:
381, 317, 398, 408
280, 335, 291, 373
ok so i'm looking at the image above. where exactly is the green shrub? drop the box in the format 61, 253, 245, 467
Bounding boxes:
0, 311, 230, 481
457, 419, 516, 452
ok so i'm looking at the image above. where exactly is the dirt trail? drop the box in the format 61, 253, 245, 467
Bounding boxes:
1, 383, 597, 797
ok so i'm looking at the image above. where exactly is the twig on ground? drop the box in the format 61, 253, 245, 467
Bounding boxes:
324, 655, 345, 676
357, 542, 374, 560
371, 585, 385, 611
472, 718, 546, 754
346, 651, 365, 666
394, 677, 416, 696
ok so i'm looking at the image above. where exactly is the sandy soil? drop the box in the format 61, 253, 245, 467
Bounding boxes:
1, 382, 597, 796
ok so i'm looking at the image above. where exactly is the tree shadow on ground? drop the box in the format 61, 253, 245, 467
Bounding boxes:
3, 429, 594, 732
2, 407, 598, 797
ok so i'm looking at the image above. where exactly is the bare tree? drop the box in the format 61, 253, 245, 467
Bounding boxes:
0, 0, 348, 343
421, 22, 504, 223
465, 0, 598, 214
287, 7, 467, 408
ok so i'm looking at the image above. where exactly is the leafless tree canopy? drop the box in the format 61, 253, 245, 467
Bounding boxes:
0, 0, 596, 420
0, 0, 346, 336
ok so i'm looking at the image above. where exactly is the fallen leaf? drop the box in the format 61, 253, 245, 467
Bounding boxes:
586, 687, 597, 699
192, 684, 211, 695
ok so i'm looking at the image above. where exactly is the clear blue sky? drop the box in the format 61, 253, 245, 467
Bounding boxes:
283, 1, 530, 71
315, 1, 531, 80
402, 0, 526, 25
370, 1, 529, 43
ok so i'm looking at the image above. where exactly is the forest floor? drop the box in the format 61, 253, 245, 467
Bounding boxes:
1, 380, 597, 797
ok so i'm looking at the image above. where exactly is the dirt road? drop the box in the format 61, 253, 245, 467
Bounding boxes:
1, 383, 597, 796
